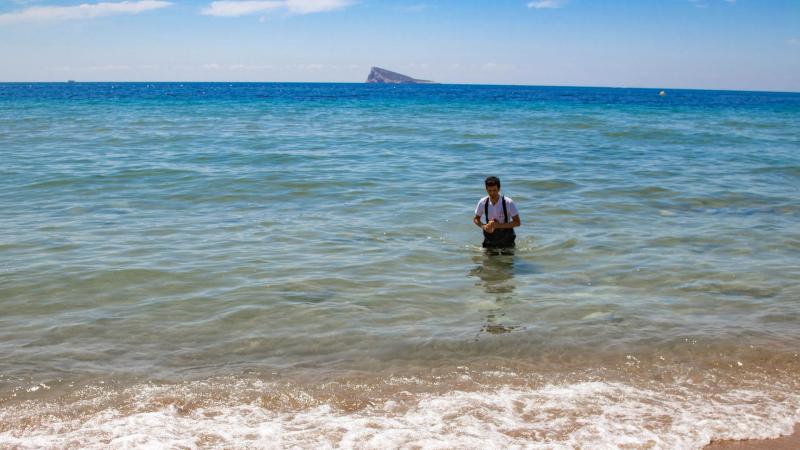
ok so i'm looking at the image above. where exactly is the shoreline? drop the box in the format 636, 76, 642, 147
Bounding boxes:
3, 367, 798, 448
706, 425, 800, 449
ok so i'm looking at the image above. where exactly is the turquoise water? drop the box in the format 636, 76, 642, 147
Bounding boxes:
1, 83, 799, 448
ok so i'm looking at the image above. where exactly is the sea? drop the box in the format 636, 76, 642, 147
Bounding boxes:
1, 82, 799, 449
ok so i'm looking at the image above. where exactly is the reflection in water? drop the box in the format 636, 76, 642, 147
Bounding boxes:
469, 251, 522, 338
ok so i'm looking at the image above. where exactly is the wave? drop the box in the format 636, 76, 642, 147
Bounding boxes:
1, 371, 798, 449
750, 165, 800, 179
520, 179, 580, 191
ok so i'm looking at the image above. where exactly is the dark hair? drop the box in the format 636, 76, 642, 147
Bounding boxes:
484, 176, 501, 188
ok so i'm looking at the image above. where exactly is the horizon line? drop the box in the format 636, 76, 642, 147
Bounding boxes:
0, 80, 798, 95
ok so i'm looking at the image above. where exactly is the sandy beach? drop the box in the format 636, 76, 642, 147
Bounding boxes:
707, 425, 800, 449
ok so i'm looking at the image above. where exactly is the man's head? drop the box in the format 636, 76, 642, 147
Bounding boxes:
485, 176, 501, 200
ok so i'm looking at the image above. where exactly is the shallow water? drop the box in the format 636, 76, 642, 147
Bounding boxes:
1, 83, 799, 448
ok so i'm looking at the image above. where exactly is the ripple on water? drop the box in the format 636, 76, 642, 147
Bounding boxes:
677, 281, 780, 299
749, 165, 800, 179
519, 178, 580, 191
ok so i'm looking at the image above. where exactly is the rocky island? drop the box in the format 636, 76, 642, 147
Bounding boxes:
365, 67, 436, 84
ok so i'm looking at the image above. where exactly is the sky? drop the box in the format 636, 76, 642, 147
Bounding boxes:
0, 0, 798, 91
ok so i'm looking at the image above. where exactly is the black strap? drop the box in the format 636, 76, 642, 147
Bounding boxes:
484, 196, 509, 223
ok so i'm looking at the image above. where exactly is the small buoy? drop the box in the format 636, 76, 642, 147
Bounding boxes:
658, 90, 666, 96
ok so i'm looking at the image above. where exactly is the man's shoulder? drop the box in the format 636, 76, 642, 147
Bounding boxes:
475, 196, 489, 216
503, 196, 519, 213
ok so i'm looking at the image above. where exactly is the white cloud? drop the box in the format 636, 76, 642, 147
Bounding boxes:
284, 0, 350, 14
789, 38, 800, 46
527, 0, 564, 9
0, 0, 172, 24
201, 1, 282, 17
201, 0, 351, 17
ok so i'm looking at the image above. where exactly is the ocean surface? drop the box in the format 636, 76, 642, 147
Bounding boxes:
1, 83, 799, 448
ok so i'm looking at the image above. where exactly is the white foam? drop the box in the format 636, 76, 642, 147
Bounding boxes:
1, 381, 798, 449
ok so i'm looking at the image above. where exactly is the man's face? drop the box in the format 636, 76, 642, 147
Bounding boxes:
485, 183, 499, 200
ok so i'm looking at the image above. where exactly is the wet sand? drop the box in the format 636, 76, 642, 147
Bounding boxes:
706, 424, 800, 449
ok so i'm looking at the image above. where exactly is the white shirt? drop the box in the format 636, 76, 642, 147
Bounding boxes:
474, 194, 519, 223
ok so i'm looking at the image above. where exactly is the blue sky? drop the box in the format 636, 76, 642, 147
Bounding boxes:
0, 0, 798, 91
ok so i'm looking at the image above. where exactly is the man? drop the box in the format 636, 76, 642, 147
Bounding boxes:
473, 176, 521, 249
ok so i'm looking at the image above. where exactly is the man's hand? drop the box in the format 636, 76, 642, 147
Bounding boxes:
483, 219, 496, 234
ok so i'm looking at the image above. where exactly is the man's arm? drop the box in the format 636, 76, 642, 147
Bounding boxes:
492, 215, 520, 229
474, 215, 494, 232
473, 215, 485, 229
475, 215, 505, 233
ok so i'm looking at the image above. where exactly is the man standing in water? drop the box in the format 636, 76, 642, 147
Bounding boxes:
473, 176, 521, 250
